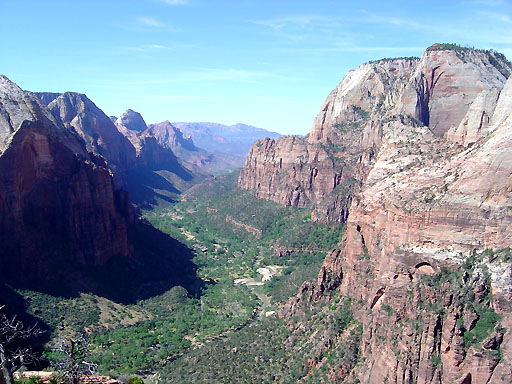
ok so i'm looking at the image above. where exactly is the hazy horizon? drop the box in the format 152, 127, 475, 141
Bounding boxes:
2, 0, 511, 135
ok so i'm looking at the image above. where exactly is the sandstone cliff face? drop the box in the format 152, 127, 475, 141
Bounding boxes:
239, 46, 511, 225
114, 110, 179, 168
37, 92, 137, 173
147, 120, 196, 151
238, 58, 419, 221
239, 47, 512, 383
302, 77, 512, 382
399, 46, 509, 137
0, 76, 136, 283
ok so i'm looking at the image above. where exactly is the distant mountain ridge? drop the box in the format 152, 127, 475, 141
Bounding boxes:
147, 120, 196, 152
0, 75, 198, 299
172, 122, 282, 157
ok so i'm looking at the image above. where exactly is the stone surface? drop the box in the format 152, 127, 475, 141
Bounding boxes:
241, 46, 512, 383
38, 92, 137, 173
0, 76, 136, 284
239, 47, 511, 226
147, 120, 196, 151
114, 110, 179, 167
399, 47, 509, 136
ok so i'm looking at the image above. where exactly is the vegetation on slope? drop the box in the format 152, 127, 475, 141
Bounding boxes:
6, 170, 344, 380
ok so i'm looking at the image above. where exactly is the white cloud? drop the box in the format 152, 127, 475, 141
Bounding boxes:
249, 15, 328, 31
137, 17, 165, 28
148, 44, 168, 49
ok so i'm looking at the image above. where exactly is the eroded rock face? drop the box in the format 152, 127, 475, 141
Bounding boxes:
114, 110, 180, 168
0, 76, 135, 283
314, 85, 512, 380
37, 92, 137, 173
116, 112, 237, 176
244, 47, 512, 383
238, 46, 511, 226
399, 47, 509, 136
238, 58, 419, 221
147, 121, 197, 151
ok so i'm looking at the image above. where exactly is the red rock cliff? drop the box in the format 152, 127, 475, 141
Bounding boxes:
238, 47, 510, 225
247, 46, 512, 383
0, 76, 135, 283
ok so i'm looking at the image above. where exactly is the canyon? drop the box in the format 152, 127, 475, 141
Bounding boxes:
1, 43, 511, 384
0, 76, 198, 299
240, 44, 512, 383
0, 76, 135, 286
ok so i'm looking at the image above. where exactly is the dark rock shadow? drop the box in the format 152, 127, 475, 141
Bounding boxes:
123, 161, 196, 208
124, 168, 179, 207
2, 221, 204, 305
150, 160, 194, 182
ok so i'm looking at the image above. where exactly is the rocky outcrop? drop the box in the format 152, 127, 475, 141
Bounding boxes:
239, 46, 511, 225
0, 76, 199, 299
399, 46, 509, 136
238, 135, 362, 222
34, 98, 200, 206
114, 110, 179, 168
225, 215, 262, 236
243, 46, 512, 383
0, 76, 135, 284
37, 92, 137, 173
147, 120, 197, 151
239, 58, 417, 222
111, 109, 201, 206
303, 89, 512, 381
115, 113, 241, 176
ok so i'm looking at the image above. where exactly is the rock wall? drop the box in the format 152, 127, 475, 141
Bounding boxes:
147, 120, 197, 151
114, 110, 180, 168
277, 62, 512, 383
39, 92, 137, 173
238, 46, 511, 225
399, 47, 509, 136
0, 76, 136, 284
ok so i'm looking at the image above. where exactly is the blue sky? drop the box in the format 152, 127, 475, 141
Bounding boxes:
2, 0, 511, 135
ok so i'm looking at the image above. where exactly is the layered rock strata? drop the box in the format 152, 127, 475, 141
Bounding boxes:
37, 92, 137, 173
147, 120, 197, 151
114, 110, 180, 168
0, 76, 135, 283
239, 47, 511, 224
240, 46, 512, 383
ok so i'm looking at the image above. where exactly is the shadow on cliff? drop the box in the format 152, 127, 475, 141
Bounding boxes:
123, 161, 197, 208
3, 221, 203, 305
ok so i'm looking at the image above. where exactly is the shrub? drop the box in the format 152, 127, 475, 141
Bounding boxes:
128, 376, 144, 384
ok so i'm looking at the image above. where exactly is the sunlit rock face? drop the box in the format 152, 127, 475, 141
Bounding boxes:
239, 46, 511, 224
241, 46, 512, 383
38, 92, 138, 173
114, 109, 180, 168
147, 120, 197, 151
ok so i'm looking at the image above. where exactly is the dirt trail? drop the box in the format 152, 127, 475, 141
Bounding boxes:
251, 288, 271, 320
234, 265, 281, 320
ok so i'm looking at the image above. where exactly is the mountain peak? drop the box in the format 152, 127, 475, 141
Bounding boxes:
117, 109, 148, 132
148, 121, 197, 151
